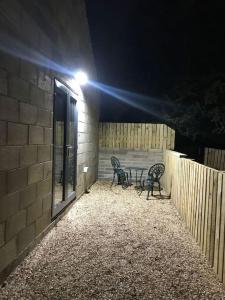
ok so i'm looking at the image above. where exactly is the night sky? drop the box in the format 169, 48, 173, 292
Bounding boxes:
86, 0, 225, 151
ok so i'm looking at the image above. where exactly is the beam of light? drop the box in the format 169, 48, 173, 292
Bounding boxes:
91, 81, 173, 108
89, 80, 173, 120
0, 27, 171, 121
0, 31, 89, 90
0, 31, 75, 78
89, 80, 158, 118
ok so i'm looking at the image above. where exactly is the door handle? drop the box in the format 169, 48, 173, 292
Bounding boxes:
66, 145, 72, 156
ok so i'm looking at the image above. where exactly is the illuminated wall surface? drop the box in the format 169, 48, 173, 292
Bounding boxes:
0, 0, 99, 278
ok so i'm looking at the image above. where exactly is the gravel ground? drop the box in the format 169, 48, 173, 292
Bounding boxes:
1, 181, 225, 300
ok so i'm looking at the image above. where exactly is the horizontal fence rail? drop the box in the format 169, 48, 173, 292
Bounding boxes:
99, 123, 175, 150
204, 147, 225, 170
164, 150, 225, 283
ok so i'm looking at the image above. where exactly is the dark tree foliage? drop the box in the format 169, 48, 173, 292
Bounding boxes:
165, 74, 225, 147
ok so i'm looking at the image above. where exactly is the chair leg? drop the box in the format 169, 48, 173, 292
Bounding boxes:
139, 180, 144, 197
159, 182, 161, 195
122, 172, 129, 189
111, 172, 115, 187
126, 172, 129, 185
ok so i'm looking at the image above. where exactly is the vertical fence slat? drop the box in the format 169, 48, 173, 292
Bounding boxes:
218, 174, 225, 281
167, 127, 171, 150
109, 123, 112, 148
183, 159, 188, 224
222, 152, 225, 170
121, 123, 124, 149
149, 124, 153, 149
206, 169, 213, 261
214, 172, 223, 274
171, 129, 175, 150
186, 160, 191, 230
197, 164, 203, 244
189, 160, 194, 231
130, 123, 133, 150
204, 148, 208, 166
200, 167, 207, 252
160, 124, 163, 149
193, 163, 198, 238
137, 123, 141, 149
145, 123, 149, 151
209, 171, 218, 266
194, 164, 200, 240
164, 124, 168, 150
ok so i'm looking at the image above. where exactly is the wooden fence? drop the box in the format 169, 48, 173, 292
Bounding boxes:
204, 147, 225, 170
164, 150, 225, 282
99, 123, 175, 150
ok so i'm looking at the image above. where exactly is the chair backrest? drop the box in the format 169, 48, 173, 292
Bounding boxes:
148, 163, 165, 180
111, 156, 120, 169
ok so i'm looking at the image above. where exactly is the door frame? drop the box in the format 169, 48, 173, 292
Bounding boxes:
51, 78, 78, 219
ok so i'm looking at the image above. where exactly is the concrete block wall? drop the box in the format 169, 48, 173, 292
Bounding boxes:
0, 0, 99, 278
0, 63, 53, 275
76, 94, 99, 195
98, 148, 164, 183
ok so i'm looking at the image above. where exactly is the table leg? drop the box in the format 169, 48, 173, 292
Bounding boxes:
140, 169, 144, 180
129, 169, 132, 185
140, 169, 144, 189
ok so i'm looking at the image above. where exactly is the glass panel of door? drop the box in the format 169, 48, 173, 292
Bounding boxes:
65, 96, 77, 201
52, 80, 77, 217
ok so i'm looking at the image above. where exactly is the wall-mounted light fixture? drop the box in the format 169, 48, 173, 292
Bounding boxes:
75, 70, 88, 86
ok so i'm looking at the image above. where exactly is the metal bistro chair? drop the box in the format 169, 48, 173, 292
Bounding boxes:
110, 156, 129, 189
144, 163, 165, 199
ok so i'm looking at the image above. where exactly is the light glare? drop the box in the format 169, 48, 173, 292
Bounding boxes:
75, 71, 88, 86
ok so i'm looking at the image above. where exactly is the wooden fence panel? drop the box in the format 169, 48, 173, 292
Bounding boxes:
99, 123, 175, 150
204, 147, 225, 170
164, 150, 224, 282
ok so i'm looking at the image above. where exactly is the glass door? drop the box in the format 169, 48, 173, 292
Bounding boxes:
52, 80, 78, 218
65, 96, 77, 202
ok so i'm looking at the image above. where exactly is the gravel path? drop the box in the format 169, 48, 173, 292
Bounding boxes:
1, 181, 225, 300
